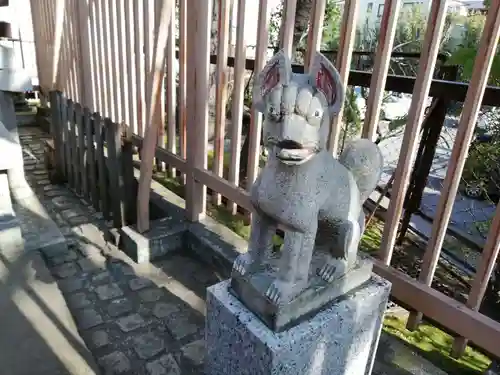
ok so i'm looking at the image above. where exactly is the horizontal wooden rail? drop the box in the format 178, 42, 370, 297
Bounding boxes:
193, 167, 252, 212
130, 134, 187, 172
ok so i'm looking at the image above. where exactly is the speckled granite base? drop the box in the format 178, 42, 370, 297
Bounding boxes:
120, 217, 186, 263
206, 276, 391, 375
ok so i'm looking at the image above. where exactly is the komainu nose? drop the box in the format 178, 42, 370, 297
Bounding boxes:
276, 139, 302, 149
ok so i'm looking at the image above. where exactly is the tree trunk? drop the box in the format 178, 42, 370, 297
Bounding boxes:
292, 0, 314, 60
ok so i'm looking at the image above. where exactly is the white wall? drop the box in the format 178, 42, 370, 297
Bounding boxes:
0, 0, 37, 83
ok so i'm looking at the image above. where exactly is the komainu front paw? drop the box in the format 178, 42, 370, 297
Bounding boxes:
265, 279, 284, 304
232, 253, 253, 276
317, 259, 349, 283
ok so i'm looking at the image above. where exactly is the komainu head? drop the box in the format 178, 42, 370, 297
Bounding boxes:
253, 51, 344, 165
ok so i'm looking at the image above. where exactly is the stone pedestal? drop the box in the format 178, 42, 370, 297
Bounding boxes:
205, 276, 391, 375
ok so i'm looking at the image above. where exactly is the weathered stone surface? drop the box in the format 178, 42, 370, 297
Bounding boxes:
133, 332, 165, 359
206, 278, 391, 375
119, 217, 186, 263
74, 308, 104, 330
92, 271, 111, 284
95, 283, 124, 301
90, 330, 109, 349
67, 292, 92, 309
153, 302, 181, 319
230, 50, 384, 330
139, 288, 163, 303
77, 258, 99, 273
58, 276, 86, 293
46, 249, 79, 266
108, 298, 134, 318
52, 262, 78, 279
166, 312, 201, 340
129, 277, 154, 291
146, 354, 181, 375
98, 351, 131, 374
181, 339, 205, 366
231, 255, 373, 332
116, 314, 147, 332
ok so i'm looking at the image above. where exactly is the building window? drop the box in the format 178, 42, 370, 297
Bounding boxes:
377, 4, 384, 17
367, 2, 373, 13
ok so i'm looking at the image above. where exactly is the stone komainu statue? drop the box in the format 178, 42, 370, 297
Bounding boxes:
232, 51, 384, 304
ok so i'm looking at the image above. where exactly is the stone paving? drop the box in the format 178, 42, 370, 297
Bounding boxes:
17, 126, 453, 375
19, 127, 219, 374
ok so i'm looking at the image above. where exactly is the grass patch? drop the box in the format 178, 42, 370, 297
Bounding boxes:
383, 315, 490, 374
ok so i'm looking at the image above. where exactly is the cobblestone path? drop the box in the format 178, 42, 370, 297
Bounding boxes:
19, 127, 220, 374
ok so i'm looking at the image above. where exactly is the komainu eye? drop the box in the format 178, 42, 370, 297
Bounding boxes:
313, 109, 322, 118
267, 105, 281, 120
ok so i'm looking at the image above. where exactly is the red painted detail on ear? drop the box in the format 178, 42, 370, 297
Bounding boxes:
315, 62, 336, 106
261, 61, 281, 97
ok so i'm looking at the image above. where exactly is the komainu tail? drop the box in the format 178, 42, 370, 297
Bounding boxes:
339, 138, 384, 203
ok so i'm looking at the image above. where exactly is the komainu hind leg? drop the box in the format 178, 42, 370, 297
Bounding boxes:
317, 218, 361, 282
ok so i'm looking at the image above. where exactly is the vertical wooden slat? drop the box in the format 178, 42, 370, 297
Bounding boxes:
143, 0, 152, 131
154, 0, 165, 173
75, 0, 92, 109
94, 0, 107, 116
136, 0, 174, 232
100, 0, 113, 119
108, 0, 120, 121
29, 1, 45, 89
246, 0, 270, 189
179, 0, 188, 169
60, 4, 71, 94
121, 135, 136, 225
185, 0, 212, 222
379, 1, 450, 264
408, 2, 500, 332
106, 119, 125, 228
362, 0, 402, 141
123, 0, 136, 134
305, 0, 326, 72
93, 112, 109, 219
133, 0, 144, 135
166, 0, 176, 178
327, 0, 360, 154
67, 100, 77, 188
227, 0, 247, 215
280, 0, 297, 56
52, 0, 65, 90
76, 103, 87, 197
61, 97, 71, 179
49, 91, 65, 178
88, 0, 101, 113
212, 0, 232, 205
84, 108, 98, 209
116, 0, 127, 126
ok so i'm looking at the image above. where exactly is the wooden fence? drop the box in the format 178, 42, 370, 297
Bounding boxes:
31, 0, 500, 359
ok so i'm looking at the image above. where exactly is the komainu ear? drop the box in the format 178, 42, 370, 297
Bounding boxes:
252, 50, 292, 113
309, 52, 344, 116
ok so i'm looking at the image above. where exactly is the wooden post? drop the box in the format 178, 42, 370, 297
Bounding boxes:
106, 119, 125, 228
67, 99, 77, 189
93, 112, 110, 219
84, 108, 99, 209
75, 103, 87, 197
49, 90, 65, 178
185, 0, 211, 222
